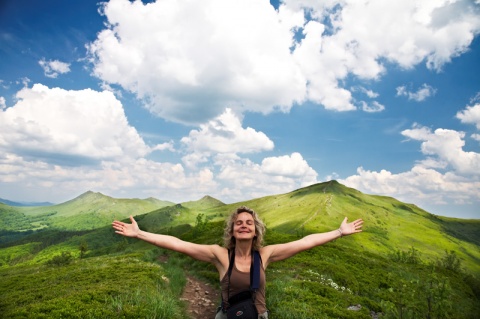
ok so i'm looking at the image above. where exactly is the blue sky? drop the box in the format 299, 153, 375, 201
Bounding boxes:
1, 0, 479, 219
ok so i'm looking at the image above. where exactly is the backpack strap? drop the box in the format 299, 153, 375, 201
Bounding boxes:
227, 248, 235, 279
250, 250, 261, 291
222, 249, 236, 311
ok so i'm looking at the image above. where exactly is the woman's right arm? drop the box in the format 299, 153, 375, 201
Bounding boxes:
112, 215, 226, 265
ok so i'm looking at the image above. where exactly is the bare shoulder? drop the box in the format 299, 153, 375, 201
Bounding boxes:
210, 245, 229, 279
210, 244, 228, 256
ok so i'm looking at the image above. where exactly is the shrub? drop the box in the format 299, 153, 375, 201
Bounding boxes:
437, 250, 462, 273
46, 251, 73, 266
390, 246, 421, 265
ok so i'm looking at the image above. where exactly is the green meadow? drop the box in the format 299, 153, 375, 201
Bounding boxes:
1, 181, 479, 318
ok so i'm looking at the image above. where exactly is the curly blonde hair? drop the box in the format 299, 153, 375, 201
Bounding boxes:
223, 206, 266, 251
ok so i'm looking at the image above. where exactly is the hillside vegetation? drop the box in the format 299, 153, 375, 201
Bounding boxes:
0, 181, 479, 319
0, 191, 174, 235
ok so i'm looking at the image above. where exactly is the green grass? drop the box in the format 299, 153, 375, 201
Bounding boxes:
263, 231, 479, 319
0, 181, 479, 318
0, 253, 187, 319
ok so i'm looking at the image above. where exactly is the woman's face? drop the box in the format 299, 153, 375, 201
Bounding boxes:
233, 212, 256, 240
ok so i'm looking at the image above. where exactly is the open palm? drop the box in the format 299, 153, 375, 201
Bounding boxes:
339, 217, 363, 236
112, 216, 140, 237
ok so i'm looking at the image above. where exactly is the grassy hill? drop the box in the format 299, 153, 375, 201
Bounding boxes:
9, 191, 175, 231
179, 181, 480, 274
0, 181, 479, 318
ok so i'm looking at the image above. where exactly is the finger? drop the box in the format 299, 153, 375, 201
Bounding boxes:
129, 215, 136, 224
352, 219, 363, 225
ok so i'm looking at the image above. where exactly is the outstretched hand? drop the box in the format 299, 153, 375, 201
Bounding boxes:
112, 216, 140, 238
339, 217, 363, 236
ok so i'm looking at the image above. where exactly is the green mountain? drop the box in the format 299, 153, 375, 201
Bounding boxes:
3, 191, 175, 232
233, 181, 480, 273
181, 195, 225, 210
0, 181, 479, 318
3, 181, 479, 272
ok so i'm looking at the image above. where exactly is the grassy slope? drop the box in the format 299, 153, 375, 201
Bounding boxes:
0, 253, 187, 319
14, 191, 175, 231
1, 181, 479, 318
196, 181, 480, 273
0, 203, 31, 231
2, 181, 479, 272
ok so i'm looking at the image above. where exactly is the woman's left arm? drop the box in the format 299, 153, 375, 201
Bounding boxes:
261, 217, 363, 267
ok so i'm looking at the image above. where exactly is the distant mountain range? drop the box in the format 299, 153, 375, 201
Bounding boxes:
1, 181, 479, 274
0, 198, 54, 207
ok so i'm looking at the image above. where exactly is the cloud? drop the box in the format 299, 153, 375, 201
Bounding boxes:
0, 84, 160, 164
396, 84, 437, 102
87, 0, 306, 124
302, 0, 480, 71
401, 124, 480, 175
0, 80, 9, 89
341, 104, 480, 211
181, 108, 274, 167
360, 101, 385, 113
456, 103, 480, 129
38, 59, 71, 78
0, 96, 5, 110
87, 0, 480, 124
0, 152, 216, 204
341, 165, 480, 207
352, 86, 379, 98
0, 84, 318, 204
214, 152, 318, 201
261, 152, 318, 178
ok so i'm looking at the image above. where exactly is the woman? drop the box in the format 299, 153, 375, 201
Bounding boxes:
112, 206, 363, 319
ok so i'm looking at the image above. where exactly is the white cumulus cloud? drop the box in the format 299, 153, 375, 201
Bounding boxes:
342, 165, 479, 207
214, 152, 318, 201
38, 59, 71, 78
0, 84, 160, 164
341, 101, 480, 213
87, 0, 480, 124
0, 84, 319, 204
181, 108, 274, 167
261, 152, 318, 179
402, 124, 480, 175
87, 0, 306, 124
456, 103, 480, 129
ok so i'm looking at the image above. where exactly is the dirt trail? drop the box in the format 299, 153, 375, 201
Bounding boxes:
181, 275, 221, 319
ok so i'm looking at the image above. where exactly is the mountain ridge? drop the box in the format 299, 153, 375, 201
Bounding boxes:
0, 197, 54, 207
2, 181, 479, 272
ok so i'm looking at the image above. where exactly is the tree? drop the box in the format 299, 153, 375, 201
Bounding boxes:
79, 241, 88, 258
193, 213, 208, 237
